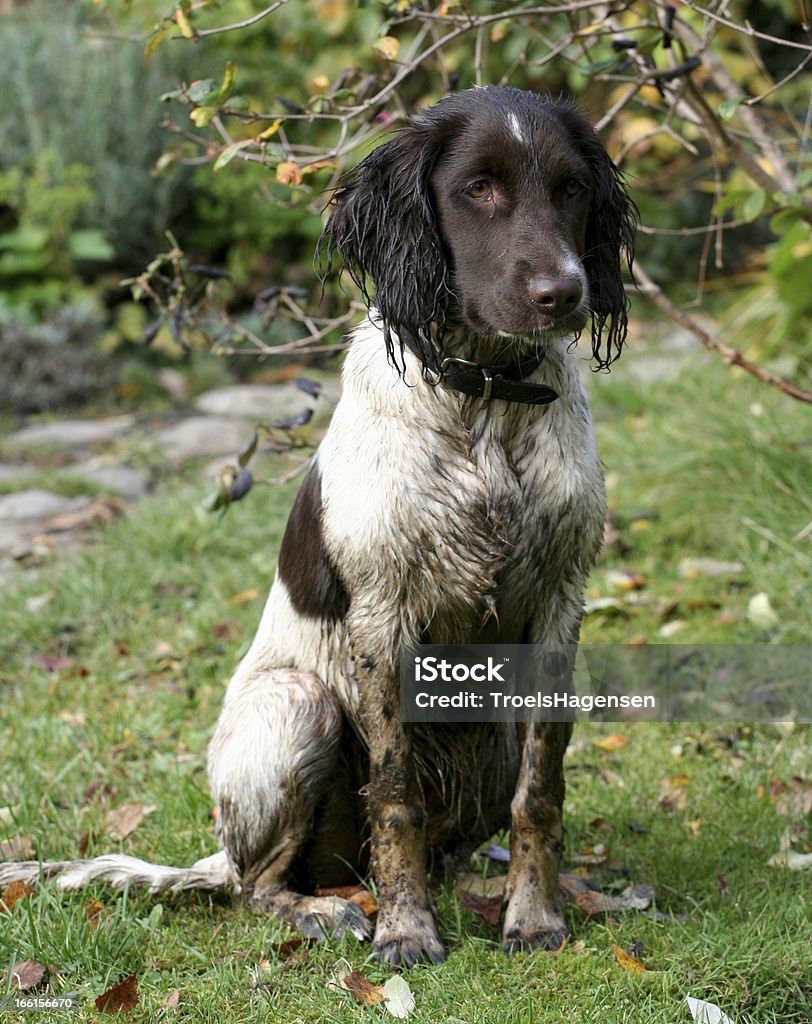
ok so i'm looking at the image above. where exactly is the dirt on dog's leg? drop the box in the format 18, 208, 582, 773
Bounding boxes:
502, 720, 573, 953
207, 668, 372, 942
352, 632, 447, 967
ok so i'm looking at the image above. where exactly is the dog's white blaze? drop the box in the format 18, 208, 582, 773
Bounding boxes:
507, 111, 526, 144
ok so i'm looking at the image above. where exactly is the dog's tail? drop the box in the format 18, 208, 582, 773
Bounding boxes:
0, 850, 233, 894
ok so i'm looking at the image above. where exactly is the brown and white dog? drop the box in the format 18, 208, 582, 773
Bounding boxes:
1, 86, 635, 966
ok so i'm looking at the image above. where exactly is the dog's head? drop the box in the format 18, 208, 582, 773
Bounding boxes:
321, 86, 636, 371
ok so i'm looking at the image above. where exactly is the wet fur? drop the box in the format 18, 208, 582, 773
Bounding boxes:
208, 86, 635, 965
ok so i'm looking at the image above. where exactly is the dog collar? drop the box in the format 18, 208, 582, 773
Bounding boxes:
401, 331, 560, 406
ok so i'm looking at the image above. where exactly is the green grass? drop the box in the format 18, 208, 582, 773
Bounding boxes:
1, 359, 810, 1022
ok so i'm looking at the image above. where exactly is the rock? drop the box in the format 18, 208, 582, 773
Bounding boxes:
154, 417, 249, 463
7, 416, 135, 449
194, 384, 308, 422
0, 489, 91, 555
59, 464, 149, 500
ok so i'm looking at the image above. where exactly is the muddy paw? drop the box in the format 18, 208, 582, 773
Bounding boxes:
372, 912, 447, 967
502, 925, 570, 955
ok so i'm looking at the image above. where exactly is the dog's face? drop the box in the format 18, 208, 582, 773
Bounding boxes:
429, 102, 594, 342
322, 86, 636, 369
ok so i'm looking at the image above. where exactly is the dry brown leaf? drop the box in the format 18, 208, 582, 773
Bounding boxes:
86, 897, 106, 930
163, 988, 180, 1008
659, 788, 687, 813
6, 960, 46, 992
276, 161, 303, 187
459, 889, 502, 930
47, 497, 124, 533
558, 872, 592, 900
1, 880, 34, 912
592, 734, 628, 751
341, 971, 385, 1006
102, 802, 156, 841
614, 944, 647, 974
95, 973, 138, 1014
576, 884, 654, 916
315, 883, 377, 916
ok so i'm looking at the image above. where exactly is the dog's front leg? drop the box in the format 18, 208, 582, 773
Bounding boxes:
352, 624, 447, 967
502, 719, 573, 953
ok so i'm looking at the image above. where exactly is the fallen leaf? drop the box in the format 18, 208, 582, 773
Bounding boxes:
6, 960, 46, 992
229, 588, 259, 604
315, 883, 377, 916
687, 995, 737, 1024
1, 880, 34, 912
95, 973, 138, 1014
86, 897, 106, 930
34, 653, 74, 672
342, 971, 385, 1006
102, 802, 156, 841
383, 975, 415, 1018
163, 988, 180, 1008
459, 889, 502, 930
659, 788, 687, 813
614, 944, 646, 974
569, 843, 608, 865
589, 816, 613, 833
747, 592, 779, 630
592, 733, 628, 751
659, 620, 686, 638
576, 883, 654, 915
46, 496, 124, 533
679, 558, 744, 579
606, 569, 646, 591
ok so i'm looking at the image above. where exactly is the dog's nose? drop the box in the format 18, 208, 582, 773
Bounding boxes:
527, 276, 583, 317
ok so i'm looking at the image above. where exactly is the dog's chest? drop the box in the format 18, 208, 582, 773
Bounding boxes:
321, 337, 605, 636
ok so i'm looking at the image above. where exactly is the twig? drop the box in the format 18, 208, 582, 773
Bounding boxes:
193, 1, 290, 39
634, 263, 812, 406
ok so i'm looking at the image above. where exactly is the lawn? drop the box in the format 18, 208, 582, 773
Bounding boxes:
1, 353, 810, 1023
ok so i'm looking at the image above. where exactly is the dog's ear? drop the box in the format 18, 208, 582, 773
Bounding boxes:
319, 120, 451, 370
577, 126, 637, 369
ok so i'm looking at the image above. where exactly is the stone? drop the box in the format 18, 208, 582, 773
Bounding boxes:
193, 384, 308, 422
154, 417, 250, 463
7, 416, 135, 449
59, 464, 149, 500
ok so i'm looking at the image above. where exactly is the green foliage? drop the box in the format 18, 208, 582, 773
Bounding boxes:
0, 0, 195, 272
0, 153, 114, 311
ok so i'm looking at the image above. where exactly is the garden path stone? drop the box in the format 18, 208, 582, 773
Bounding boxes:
155, 416, 250, 463
58, 464, 150, 500
193, 383, 309, 422
0, 489, 92, 555
7, 415, 136, 450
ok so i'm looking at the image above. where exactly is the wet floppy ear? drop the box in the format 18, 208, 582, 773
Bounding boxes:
318, 122, 452, 368
581, 134, 637, 368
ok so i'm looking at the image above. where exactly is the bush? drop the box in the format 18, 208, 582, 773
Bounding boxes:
0, 302, 120, 414
0, 1, 195, 273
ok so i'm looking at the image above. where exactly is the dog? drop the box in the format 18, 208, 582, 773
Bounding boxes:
0, 86, 635, 966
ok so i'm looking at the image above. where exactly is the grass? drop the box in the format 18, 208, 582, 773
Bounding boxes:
1, 355, 810, 1022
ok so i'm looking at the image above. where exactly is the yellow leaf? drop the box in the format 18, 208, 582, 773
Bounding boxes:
301, 160, 337, 176
256, 118, 285, 142
592, 733, 628, 751
229, 588, 259, 604
309, 74, 330, 94
175, 6, 194, 38
374, 36, 400, 61
490, 21, 509, 42
276, 161, 303, 187
190, 106, 215, 128
614, 945, 647, 974
145, 25, 167, 57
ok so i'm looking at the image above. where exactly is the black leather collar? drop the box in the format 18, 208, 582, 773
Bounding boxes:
401, 331, 559, 406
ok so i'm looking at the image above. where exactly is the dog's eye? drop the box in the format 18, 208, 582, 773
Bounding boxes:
465, 179, 492, 199
563, 178, 584, 197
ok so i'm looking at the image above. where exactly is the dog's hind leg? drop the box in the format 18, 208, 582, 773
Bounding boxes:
207, 668, 372, 941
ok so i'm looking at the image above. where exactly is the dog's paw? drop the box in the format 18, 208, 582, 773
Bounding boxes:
295, 896, 374, 942
502, 925, 570, 955
372, 912, 447, 967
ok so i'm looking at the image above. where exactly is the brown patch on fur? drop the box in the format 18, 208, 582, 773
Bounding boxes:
277, 466, 350, 621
